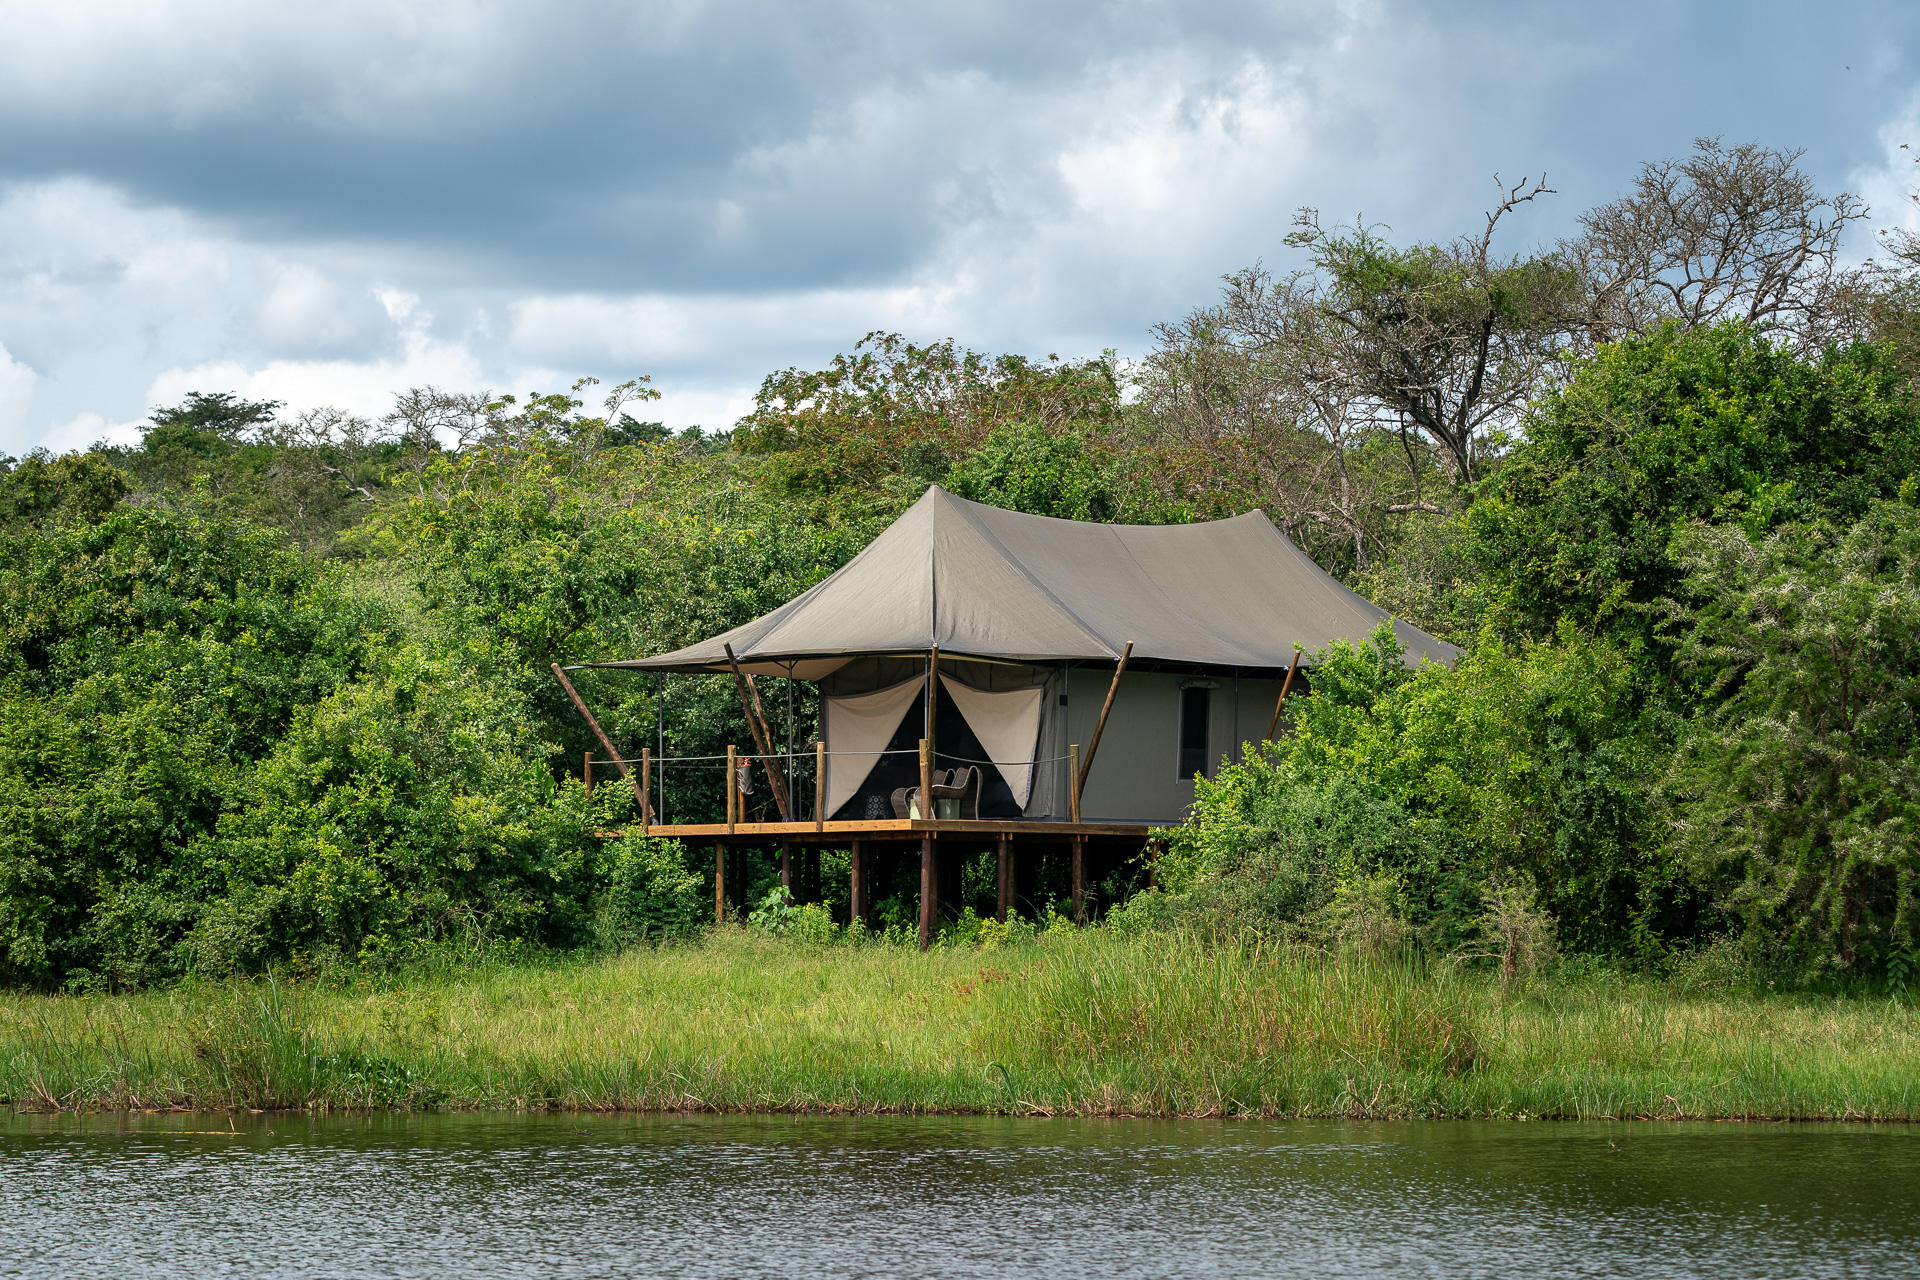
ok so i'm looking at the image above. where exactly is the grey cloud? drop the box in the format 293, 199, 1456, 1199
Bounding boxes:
0, 0, 1915, 452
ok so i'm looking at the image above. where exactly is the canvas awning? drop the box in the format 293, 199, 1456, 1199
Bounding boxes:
594, 486, 1459, 675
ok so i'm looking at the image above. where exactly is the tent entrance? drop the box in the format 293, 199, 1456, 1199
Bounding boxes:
826, 679, 1034, 821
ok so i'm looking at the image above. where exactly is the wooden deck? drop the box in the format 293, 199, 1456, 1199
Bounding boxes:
629, 818, 1159, 948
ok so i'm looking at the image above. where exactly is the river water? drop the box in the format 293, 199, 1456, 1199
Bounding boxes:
0, 1113, 1913, 1278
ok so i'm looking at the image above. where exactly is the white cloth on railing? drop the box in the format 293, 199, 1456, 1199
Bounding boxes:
939, 674, 1045, 807
820, 675, 927, 817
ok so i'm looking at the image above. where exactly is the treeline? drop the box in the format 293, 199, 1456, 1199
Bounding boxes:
2, 139, 1917, 990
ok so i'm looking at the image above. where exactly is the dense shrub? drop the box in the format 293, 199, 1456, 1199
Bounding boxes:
1664, 503, 1920, 976
1158, 625, 1675, 958
602, 833, 706, 941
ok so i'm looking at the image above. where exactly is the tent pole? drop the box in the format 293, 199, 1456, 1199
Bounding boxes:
1263, 649, 1305, 742
723, 643, 792, 821
655, 672, 666, 826
925, 645, 939, 773
1075, 641, 1133, 804
785, 666, 796, 822
550, 663, 645, 815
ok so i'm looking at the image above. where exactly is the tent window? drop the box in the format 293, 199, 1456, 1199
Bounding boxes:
1178, 686, 1211, 780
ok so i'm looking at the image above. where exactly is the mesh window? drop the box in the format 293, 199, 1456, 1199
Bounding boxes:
1178, 685, 1211, 780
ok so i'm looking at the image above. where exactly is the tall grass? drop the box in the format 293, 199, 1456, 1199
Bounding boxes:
3, 930, 1916, 1118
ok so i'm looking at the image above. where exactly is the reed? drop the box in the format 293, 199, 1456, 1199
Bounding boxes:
3, 930, 1915, 1119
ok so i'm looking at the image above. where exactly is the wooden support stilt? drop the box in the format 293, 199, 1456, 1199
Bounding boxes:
918, 737, 932, 819
714, 844, 725, 924
1264, 649, 1305, 742
814, 740, 826, 831
850, 839, 866, 927
1071, 836, 1086, 924
780, 840, 793, 900
726, 744, 738, 834
996, 834, 1012, 923
1067, 744, 1082, 824
584, 750, 593, 798
551, 663, 645, 814
919, 836, 936, 950
1075, 642, 1132, 808
639, 747, 651, 829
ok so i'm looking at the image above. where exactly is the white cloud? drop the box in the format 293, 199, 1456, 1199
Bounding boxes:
1856, 90, 1920, 255
40, 411, 145, 454
147, 305, 494, 423
0, 340, 36, 444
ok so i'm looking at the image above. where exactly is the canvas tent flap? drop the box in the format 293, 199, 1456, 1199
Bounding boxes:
820, 676, 926, 818
594, 486, 1460, 674
939, 674, 1045, 807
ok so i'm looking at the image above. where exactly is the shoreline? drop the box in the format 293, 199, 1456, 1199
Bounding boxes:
6, 931, 1916, 1123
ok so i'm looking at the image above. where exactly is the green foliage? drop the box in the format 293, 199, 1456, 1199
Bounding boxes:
734, 331, 1123, 513
0, 451, 130, 528
1664, 504, 1920, 975
177, 650, 600, 977
944, 421, 1122, 520
1160, 624, 1674, 957
602, 834, 705, 941
1470, 322, 1920, 669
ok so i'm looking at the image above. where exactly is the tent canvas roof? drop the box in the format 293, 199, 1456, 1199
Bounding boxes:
595, 486, 1459, 675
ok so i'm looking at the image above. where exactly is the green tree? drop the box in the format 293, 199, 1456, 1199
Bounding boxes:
734, 332, 1122, 513
1468, 323, 1920, 673
1664, 504, 1920, 976
944, 421, 1123, 521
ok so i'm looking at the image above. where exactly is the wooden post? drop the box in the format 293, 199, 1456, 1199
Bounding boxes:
918, 737, 932, 821
584, 750, 593, 798
1072, 836, 1086, 924
1067, 744, 1082, 823
780, 840, 793, 898
814, 740, 826, 831
722, 644, 792, 821
726, 744, 738, 834
925, 645, 939, 769
714, 844, 725, 923
551, 663, 645, 813
850, 839, 866, 927
1076, 642, 1132, 806
996, 834, 1012, 923
1263, 649, 1305, 742
639, 747, 651, 829
919, 836, 936, 950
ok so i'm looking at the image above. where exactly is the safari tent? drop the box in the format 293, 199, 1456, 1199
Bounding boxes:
556, 485, 1457, 942
589, 484, 1456, 825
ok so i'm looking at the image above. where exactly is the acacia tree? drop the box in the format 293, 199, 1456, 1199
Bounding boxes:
1284, 176, 1576, 488
1135, 172, 1570, 578
1564, 138, 1869, 347
1136, 267, 1431, 567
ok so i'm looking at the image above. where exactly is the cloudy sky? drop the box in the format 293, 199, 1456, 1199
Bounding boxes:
1, 0, 1916, 456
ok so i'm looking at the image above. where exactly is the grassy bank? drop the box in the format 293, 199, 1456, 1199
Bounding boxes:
3, 930, 1916, 1120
